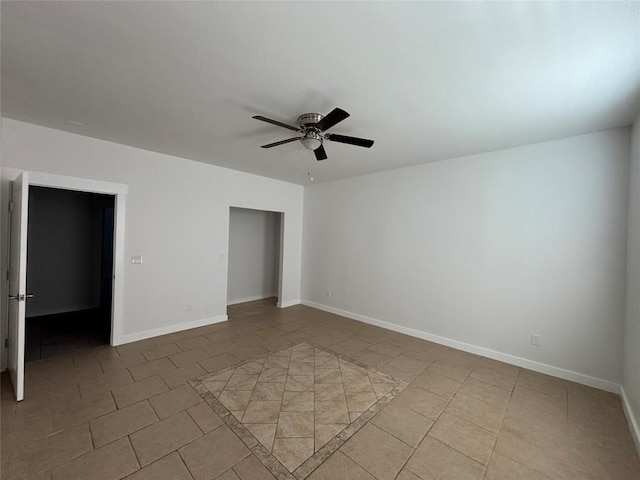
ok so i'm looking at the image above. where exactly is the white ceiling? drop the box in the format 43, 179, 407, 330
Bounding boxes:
2, 2, 639, 185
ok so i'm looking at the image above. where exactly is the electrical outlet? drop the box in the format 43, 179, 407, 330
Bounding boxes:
186, 303, 192, 311
531, 334, 541, 347
325, 290, 331, 298
131, 255, 143, 264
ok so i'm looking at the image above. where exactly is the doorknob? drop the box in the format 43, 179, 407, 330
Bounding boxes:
7, 294, 34, 301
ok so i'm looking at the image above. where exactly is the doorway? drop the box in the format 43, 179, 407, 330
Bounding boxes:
5, 171, 127, 401
25, 187, 115, 360
227, 207, 282, 308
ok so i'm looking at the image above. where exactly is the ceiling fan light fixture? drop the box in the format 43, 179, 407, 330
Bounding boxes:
300, 132, 322, 151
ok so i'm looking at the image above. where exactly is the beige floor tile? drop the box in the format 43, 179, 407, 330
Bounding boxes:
100, 352, 147, 374
307, 451, 375, 480
251, 382, 285, 401
315, 400, 350, 424
5, 423, 93, 477
52, 391, 117, 430
394, 469, 422, 480
458, 377, 511, 406
149, 384, 203, 419
276, 411, 314, 437
272, 437, 314, 471
446, 393, 506, 432
341, 423, 413, 480
142, 343, 182, 362
484, 453, 552, 480
112, 376, 169, 408
169, 348, 210, 368
315, 369, 343, 384
129, 357, 177, 382
470, 366, 518, 391
258, 368, 288, 383
355, 350, 392, 368
226, 373, 259, 391
384, 355, 430, 375
200, 353, 241, 373
371, 403, 434, 447
90, 400, 158, 447
427, 361, 471, 383
242, 400, 282, 423
264, 355, 292, 369
406, 436, 484, 480
411, 370, 462, 398
429, 412, 496, 465
232, 454, 276, 480
179, 426, 251, 480
50, 437, 139, 480
286, 375, 315, 391
78, 369, 134, 398
378, 364, 417, 382
372, 382, 396, 399
342, 375, 374, 393
494, 429, 573, 480
282, 391, 314, 411
161, 363, 208, 389
245, 423, 277, 450
315, 424, 347, 451
130, 411, 202, 466
289, 362, 315, 376
516, 370, 567, 399
216, 470, 241, 480
394, 385, 449, 420
315, 383, 346, 402
125, 452, 193, 480
339, 359, 369, 377
187, 402, 224, 433
175, 335, 213, 352
315, 355, 340, 369
345, 392, 377, 413
219, 390, 253, 411
509, 386, 567, 424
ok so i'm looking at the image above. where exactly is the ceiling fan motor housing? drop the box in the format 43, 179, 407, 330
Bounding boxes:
297, 113, 323, 129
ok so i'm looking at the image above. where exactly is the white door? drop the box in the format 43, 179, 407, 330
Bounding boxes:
8, 172, 30, 401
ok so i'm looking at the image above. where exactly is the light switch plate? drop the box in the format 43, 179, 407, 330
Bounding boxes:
131, 255, 143, 264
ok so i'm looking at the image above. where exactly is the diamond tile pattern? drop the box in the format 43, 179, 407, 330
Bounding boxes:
199, 343, 401, 473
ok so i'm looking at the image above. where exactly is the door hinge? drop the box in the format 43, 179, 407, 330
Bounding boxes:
8, 201, 14, 212
5, 270, 9, 280
4, 338, 7, 348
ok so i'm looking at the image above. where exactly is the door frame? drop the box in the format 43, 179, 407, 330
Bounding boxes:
226, 206, 284, 308
23, 171, 128, 346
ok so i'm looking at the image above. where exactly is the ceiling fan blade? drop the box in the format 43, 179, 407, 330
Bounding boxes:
253, 115, 301, 132
315, 108, 350, 131
314, 144, 328, 161
325, 133, 374, 148
261, 137, 300, 148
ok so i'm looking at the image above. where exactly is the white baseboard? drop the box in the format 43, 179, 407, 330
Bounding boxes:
227, 294, 277, 306
113, 314, 228, 346
278, 299, 300, 308
621, 386, 640, 456
301, 300, 620, 394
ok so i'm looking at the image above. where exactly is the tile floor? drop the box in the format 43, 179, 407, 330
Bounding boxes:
1, 298, 639, 480
191, 342, 405, 478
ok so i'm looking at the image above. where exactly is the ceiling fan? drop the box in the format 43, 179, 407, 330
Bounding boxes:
252, 108, 374, 161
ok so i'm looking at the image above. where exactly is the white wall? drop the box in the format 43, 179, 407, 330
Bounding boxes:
227, 207, 280, 305
623, 113, 640, 449
302, 129, 630, 389
0, 119, 303, 362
